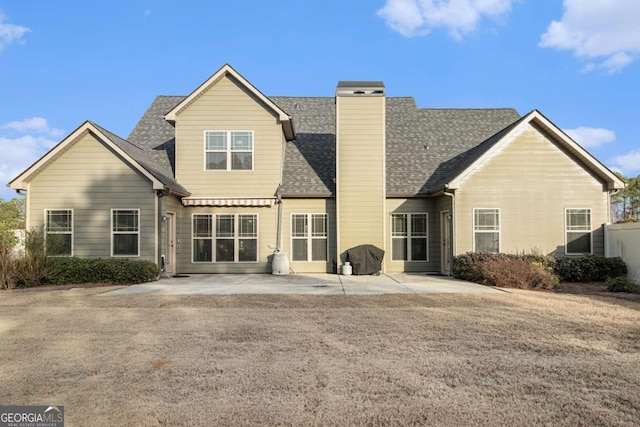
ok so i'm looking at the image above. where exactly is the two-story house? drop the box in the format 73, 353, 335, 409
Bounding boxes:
8, 64, 625, 276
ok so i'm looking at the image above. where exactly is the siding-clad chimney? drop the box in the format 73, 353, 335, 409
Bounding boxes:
335, 81, 386, 267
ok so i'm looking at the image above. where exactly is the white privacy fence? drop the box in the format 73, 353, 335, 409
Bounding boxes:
605, 222, 640, 284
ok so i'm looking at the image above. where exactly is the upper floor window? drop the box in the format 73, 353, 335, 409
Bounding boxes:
45, 209, 73, 256
204, 131, 253, 171
474, 208, 500, 253
565, 208, 591, 255
391, 213, 428, 261
112, 209, 140, 257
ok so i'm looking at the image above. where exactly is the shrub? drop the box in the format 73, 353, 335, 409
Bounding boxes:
554, 256, 627, 282
47, 258, 159, 285
0, 228, 18, 289
13, 228, 53, 288
478, 256, 559, 290
605, 276, 631, 293
452, 252, 504, 283
452, 252, 554, 284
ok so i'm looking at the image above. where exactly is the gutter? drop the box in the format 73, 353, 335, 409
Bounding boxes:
280, 192, 334, 198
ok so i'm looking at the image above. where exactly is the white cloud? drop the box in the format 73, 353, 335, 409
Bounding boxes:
0, 135, 58, 185
564, 126, 616, 148
0, 118, 64, 193
539, 0, 640, 73
611, 150, 640, 174
377, 0, 514, 39
3, 117, 63, 137
0, 11, 30, 51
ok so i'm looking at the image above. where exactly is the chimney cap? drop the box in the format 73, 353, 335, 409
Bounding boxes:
336, 81, 385, 96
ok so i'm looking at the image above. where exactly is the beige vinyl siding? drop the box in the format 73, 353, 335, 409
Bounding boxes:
455, 124, 609, 256
174, 74, 283, 197
27, 133, 156, 260
281, 198, 336, 273
336, 96, 386, 263
174, 206, 277, 273
385, 198, 439, 273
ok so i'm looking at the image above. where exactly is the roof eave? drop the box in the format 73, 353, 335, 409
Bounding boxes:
446, 110, 625, 190
7, 121, 92, 190
529, 111, 626, 190
164, 63, 296, 141
8, 121, 171, 192
280, 192, 334, 198
386, 192, 432, 198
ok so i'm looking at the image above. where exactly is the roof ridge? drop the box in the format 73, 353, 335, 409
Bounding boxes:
418, 107, 518, 111
89, 121, 144, 152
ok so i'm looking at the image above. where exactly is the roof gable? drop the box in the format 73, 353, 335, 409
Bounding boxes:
164, 64, 295, 141
8, 121, 189, 195
447, 110, 625, 191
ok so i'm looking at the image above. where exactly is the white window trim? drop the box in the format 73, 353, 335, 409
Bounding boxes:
290, 213, 328, 262
191, 213, 259, 263
203, 130, 254, 172
191, 213, 213, 264
564, 208, 593, 255
472, 208, 501, 253
390, 212, 429, 262
44, 209, 74, 257
110, 209, 141, 257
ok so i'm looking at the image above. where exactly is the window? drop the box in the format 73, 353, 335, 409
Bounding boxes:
566, 208, 591, 255
204, 131, 253, 171
291, 214, 327, 262
391, 213, 428, 261
192, 213, 258, 263
193, 214, 213, 262
112, 210, 139, 256
45, 209, 73, 256
474, 208, 500, 253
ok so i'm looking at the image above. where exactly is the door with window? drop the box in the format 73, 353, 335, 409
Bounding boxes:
164, 212, 176, 275
441, 210, 452, 275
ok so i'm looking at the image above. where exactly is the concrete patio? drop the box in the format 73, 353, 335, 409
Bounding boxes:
100, 273, 506, 296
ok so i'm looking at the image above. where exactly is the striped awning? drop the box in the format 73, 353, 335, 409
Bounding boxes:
181, 197, 277, 207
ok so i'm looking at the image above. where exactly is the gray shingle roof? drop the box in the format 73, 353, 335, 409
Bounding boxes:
128, 96, 184, 176
386, 105, 520, 195
127, 95, 520, 197
91, 121, 189, 195
271, 97, 336, 196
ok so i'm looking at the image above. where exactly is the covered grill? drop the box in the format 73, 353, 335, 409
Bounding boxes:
346, 244, 385, 275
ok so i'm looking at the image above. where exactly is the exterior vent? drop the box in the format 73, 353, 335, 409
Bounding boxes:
336, 81, 385, 97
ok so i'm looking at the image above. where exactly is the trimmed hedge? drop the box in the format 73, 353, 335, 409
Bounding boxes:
453, 252, 627, 287
554, 255, 627, 282
605, 276, 631, 293
46, 258, 159, 285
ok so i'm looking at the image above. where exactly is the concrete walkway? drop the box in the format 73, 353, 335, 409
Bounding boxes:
100, 273, 505, 296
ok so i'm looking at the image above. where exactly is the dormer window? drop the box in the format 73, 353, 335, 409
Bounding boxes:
204, 131, 253, 171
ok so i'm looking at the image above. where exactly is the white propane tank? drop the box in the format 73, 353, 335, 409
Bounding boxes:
342, 262, 352, 276
272, 251, 290, 275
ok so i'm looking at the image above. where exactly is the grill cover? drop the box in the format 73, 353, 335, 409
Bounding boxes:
346, 244, 385, 275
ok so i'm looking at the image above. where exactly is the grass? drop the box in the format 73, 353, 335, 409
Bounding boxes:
0, 287, 638, 426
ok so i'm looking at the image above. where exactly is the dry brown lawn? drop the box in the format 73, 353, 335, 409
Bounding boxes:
0, 287, 638, 426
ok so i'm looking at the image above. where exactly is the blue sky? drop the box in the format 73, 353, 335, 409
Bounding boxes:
1, 0, 639, 200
